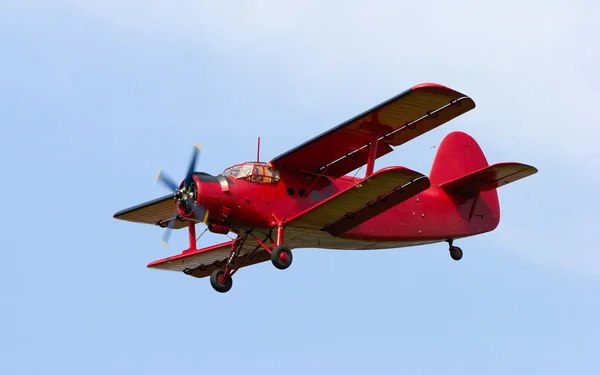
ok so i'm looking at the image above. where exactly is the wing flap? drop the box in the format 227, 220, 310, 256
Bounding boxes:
113, 195, 188, 229
287, 166, 427, 231
440, 162, 538, 196
270, 83, 475, 177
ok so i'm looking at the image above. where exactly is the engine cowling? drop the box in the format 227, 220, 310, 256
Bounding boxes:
177, 173, 233, 224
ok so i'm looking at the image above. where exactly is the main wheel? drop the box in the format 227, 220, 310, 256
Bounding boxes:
210, 269, 233, 293
449, 246, 463, 261
271, 245, 293, 270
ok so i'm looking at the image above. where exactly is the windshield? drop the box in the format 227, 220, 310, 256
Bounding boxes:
222, 162, 280, 183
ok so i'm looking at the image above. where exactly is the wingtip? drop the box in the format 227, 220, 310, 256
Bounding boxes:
411, 82, 448, 90
410, 82, 473, 102
526, 165, 539, 175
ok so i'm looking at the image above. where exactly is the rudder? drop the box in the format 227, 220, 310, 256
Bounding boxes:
430, 131, 500, 225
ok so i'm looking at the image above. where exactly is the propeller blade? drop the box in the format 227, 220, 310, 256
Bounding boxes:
183, 143, 201, 188
160, 207, 180, 247
156, 169, 179, 192
157, 143, 203, 247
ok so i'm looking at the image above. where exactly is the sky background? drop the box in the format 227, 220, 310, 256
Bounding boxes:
1, 1, 599, 374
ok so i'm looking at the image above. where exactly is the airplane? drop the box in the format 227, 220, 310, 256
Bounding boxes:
113, 82, 538, 293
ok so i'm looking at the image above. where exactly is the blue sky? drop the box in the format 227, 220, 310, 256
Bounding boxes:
1, 1, 598, 373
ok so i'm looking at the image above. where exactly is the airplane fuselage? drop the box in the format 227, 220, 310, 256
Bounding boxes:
201, 166, 499, 249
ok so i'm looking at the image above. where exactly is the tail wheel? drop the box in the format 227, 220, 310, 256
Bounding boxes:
450, 246, 463, 261
210, 269, 233, 293
271, 245, 293, 270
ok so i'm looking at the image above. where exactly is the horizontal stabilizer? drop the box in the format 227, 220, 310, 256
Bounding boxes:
287, 166, 429, 232
440, 162, 538, 196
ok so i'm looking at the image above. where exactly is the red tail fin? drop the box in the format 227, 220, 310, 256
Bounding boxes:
430, 131, 500, 224
430, 131, 490, 186
429, 131, 537, 227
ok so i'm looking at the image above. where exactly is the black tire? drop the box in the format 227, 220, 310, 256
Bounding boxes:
450, 246, 463, 261
271, 245, 293, 270
210, 269, 233, 293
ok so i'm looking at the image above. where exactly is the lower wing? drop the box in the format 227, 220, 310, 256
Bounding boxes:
286, 166, 430, 235
147, 240, 271, 278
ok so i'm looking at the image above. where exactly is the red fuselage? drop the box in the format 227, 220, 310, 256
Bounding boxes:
195, 166, 499, 248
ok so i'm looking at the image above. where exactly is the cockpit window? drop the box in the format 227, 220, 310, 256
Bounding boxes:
238, 164, 253, 178
222, 163, 280, 184
267, 167, 280, 180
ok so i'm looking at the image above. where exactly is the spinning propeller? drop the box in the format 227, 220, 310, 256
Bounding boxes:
156, 143, 209, 246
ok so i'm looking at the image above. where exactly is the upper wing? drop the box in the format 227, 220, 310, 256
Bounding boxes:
113, 194, 188, 229
270, 83, 475, 178
285, 166, 430, 235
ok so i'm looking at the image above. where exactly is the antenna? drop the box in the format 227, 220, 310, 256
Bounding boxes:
257, 136, 261, 162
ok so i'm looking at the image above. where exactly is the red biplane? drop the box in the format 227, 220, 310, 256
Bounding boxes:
113, 83, 537, 293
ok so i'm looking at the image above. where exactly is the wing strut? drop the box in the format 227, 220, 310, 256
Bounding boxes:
365, 134, 379, 177
188, 220, 197, 250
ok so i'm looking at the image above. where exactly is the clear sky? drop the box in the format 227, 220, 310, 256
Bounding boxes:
1, 1, 598, 374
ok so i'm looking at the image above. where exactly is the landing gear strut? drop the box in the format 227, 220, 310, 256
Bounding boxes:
209, 225, 293, 293
447, 239, 463, 261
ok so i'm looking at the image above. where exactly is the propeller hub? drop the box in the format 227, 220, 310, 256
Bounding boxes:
173, 185, 196, 202
175, 178, 199, 216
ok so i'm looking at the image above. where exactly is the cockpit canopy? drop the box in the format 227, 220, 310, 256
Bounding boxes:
222, 162, 280, 183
